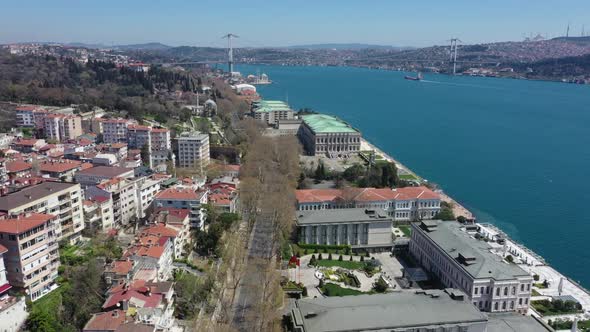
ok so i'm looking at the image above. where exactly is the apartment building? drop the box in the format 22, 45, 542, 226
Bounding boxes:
102, 119, 132, 144
124, 236, 174, 281
0, 182, 85, 243
295, 186, 441, 222
409, 220, 533, 314
0, 213, 60, 301
251, 100, 294, 127
136, 176, 161, 219
0, 244, 29, 332
86, 178, 139, 226
39, 159, 83, 181
298, 114, 361, 158
44, 114, 83, 142
175, 131, 209, 169
152, 208, 191, 259
83, 196, 115, 231
297, 208, 393, 251
75, 166, 134, 188
154, 188, 207, 229
150, 128, 171, 168
127, 125, 152, 150
15, 106, 39, 127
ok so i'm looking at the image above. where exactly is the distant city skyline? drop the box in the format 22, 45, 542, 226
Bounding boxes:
1, 0, 589, 48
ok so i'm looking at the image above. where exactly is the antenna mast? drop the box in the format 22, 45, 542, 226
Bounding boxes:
222, 33, 239, 73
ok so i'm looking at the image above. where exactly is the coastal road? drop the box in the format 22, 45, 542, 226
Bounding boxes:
231, 212, 277, 331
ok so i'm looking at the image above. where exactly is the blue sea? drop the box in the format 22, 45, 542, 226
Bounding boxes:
236, 64, 590, 287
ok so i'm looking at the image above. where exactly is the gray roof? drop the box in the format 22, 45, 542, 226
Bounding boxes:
291, 289, 487, 332
0, 182, 79, 211
76, 166, 133, 178
414, 221, 530, 280
486, 313, 554, 332
297, 208, 392, 225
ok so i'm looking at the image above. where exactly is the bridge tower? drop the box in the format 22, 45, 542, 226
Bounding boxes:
222, 33, 239, 74
449, 38, 461, 75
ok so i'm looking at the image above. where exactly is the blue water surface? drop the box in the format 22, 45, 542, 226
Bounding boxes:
236, 64, 590, 287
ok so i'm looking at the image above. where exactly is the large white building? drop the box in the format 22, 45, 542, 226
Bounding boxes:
251, 100, 295, 127
150, 128, 171, 168
44, 114, 83, 142
0, 182, 85, 244
297, 208, 393, 251
409, 220, 533, 314
86, 177, 140, 227
175, 131, 210, 170
295, 186, 441, 222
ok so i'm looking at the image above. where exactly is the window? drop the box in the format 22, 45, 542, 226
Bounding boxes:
520, 284, 524, 291
496, 288, 500, 296
512, 286, 516, 295
519, 298, 523, 305
504, 287, 508, 296
474, 287, 478, 295
494, 302, 499, 310
510, 301, 514, 309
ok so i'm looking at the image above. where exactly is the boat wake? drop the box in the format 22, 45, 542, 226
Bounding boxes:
420, 79, 504, 90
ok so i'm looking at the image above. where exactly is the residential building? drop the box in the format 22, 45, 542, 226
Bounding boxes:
152, 208, 190, 259
297, 208, 393, 251
175, 131, 209, 169
298, 114, 361, 158
39, 159, 83, 181
11, 138, 46, 153
409, 220, 533, 314
106, 143, 128, 161
75, 166, 134, 188
154, 188, 207, 229
0, 213, 60, 301
0, 244, 28, 331
5, 161, 32, 181
295, 186, 441, 221
44, 114, 83, 142
124, 236, 174, 281
83, 196, 115, 231
140, 224, 185, 259
15, 106, 38, 127
0, 182, 85, 243
103, 259, 135, 287
87, 178, 139, 226
92, 153, 119, 166
251, 100, 294, 127
102, 119, 132, 144
127, 125, 152, 150
135, 177, 161, 219
150, 128, 171, 168
290, 289, 488, 332
0, 133, 16, 149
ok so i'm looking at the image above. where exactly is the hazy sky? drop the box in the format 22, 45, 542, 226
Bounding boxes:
1, 0, 589, 47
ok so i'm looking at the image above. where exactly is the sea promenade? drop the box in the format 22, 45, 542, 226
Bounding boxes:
361, 136, 590, 323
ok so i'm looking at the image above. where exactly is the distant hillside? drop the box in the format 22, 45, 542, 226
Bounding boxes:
114, 42, 172, 50
287, 43, 411, 50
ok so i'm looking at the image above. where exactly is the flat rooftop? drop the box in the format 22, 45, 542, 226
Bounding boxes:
291, 289, 487, 332
297, 208, 391, 225
486, 313, 553, 332
415, 220, 530, 280
302, 114, 359, 134
0, 182, 78, 211
76, 166, 133, 178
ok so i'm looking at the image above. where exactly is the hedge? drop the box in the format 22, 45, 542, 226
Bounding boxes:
297, 243, 351, 251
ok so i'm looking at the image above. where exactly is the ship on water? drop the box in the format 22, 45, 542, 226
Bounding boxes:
404, 72, 423, 81
247, 71, 272, 85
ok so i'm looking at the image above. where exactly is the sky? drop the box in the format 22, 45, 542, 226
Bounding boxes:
1, 0, 589, 47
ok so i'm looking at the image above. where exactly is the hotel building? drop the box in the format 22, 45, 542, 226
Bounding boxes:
298, 114, 361, 158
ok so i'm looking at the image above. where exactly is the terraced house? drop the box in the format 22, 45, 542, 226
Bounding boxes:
298, 114, 361, 158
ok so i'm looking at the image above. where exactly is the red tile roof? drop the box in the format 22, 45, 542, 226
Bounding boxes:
128, 124, 151, 131
155, 187, 200, 201
141, 224, 179, 238
13, 139, 40, 147
0, 213, 54, 234
110, 143, 128, 149
0, 244, 7, 254
295, 186, 440, 204
39, 159, 81, 173
150, 128, 169, 133
393, 186, 440, 200
83, 310, 127, 332
6, 160, 32, 173
105, 260, 134, 275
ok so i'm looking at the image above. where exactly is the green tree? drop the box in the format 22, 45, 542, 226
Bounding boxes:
140, 143, 150, 166
373, 277, 389, 293
26, 310, 56, 332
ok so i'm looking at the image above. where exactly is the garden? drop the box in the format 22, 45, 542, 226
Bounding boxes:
531, 299, 583, 316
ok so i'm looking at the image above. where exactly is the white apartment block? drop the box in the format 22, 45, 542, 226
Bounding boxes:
176, 131, 210, 170
150, 128, 171, 168
154, 188, 208, 229
409, 220, 533, 314
136, 177, 161, 219
86, 178, 140, 227
0, 182, 85, 244
102, 119, 132, 144
127, 125, 152, 150
295, 186, 441, 222
44, 114, 83, 142
83, 196, 115, 231
15, 106, 37, 127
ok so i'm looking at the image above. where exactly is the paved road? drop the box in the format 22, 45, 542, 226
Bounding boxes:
231, 213, 276, 331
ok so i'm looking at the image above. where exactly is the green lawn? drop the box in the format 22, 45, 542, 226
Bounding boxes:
398, 225, 412, 237
531, 289, 541, 296
315, 259, 365, 270
399, 174, 419, 181
531, 300, 583, 316
320, 283, 369, 297
533, 282, 548, 289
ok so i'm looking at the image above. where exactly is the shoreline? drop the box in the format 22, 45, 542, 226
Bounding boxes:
360, 138, 473, 219
359, 138, 590, 317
